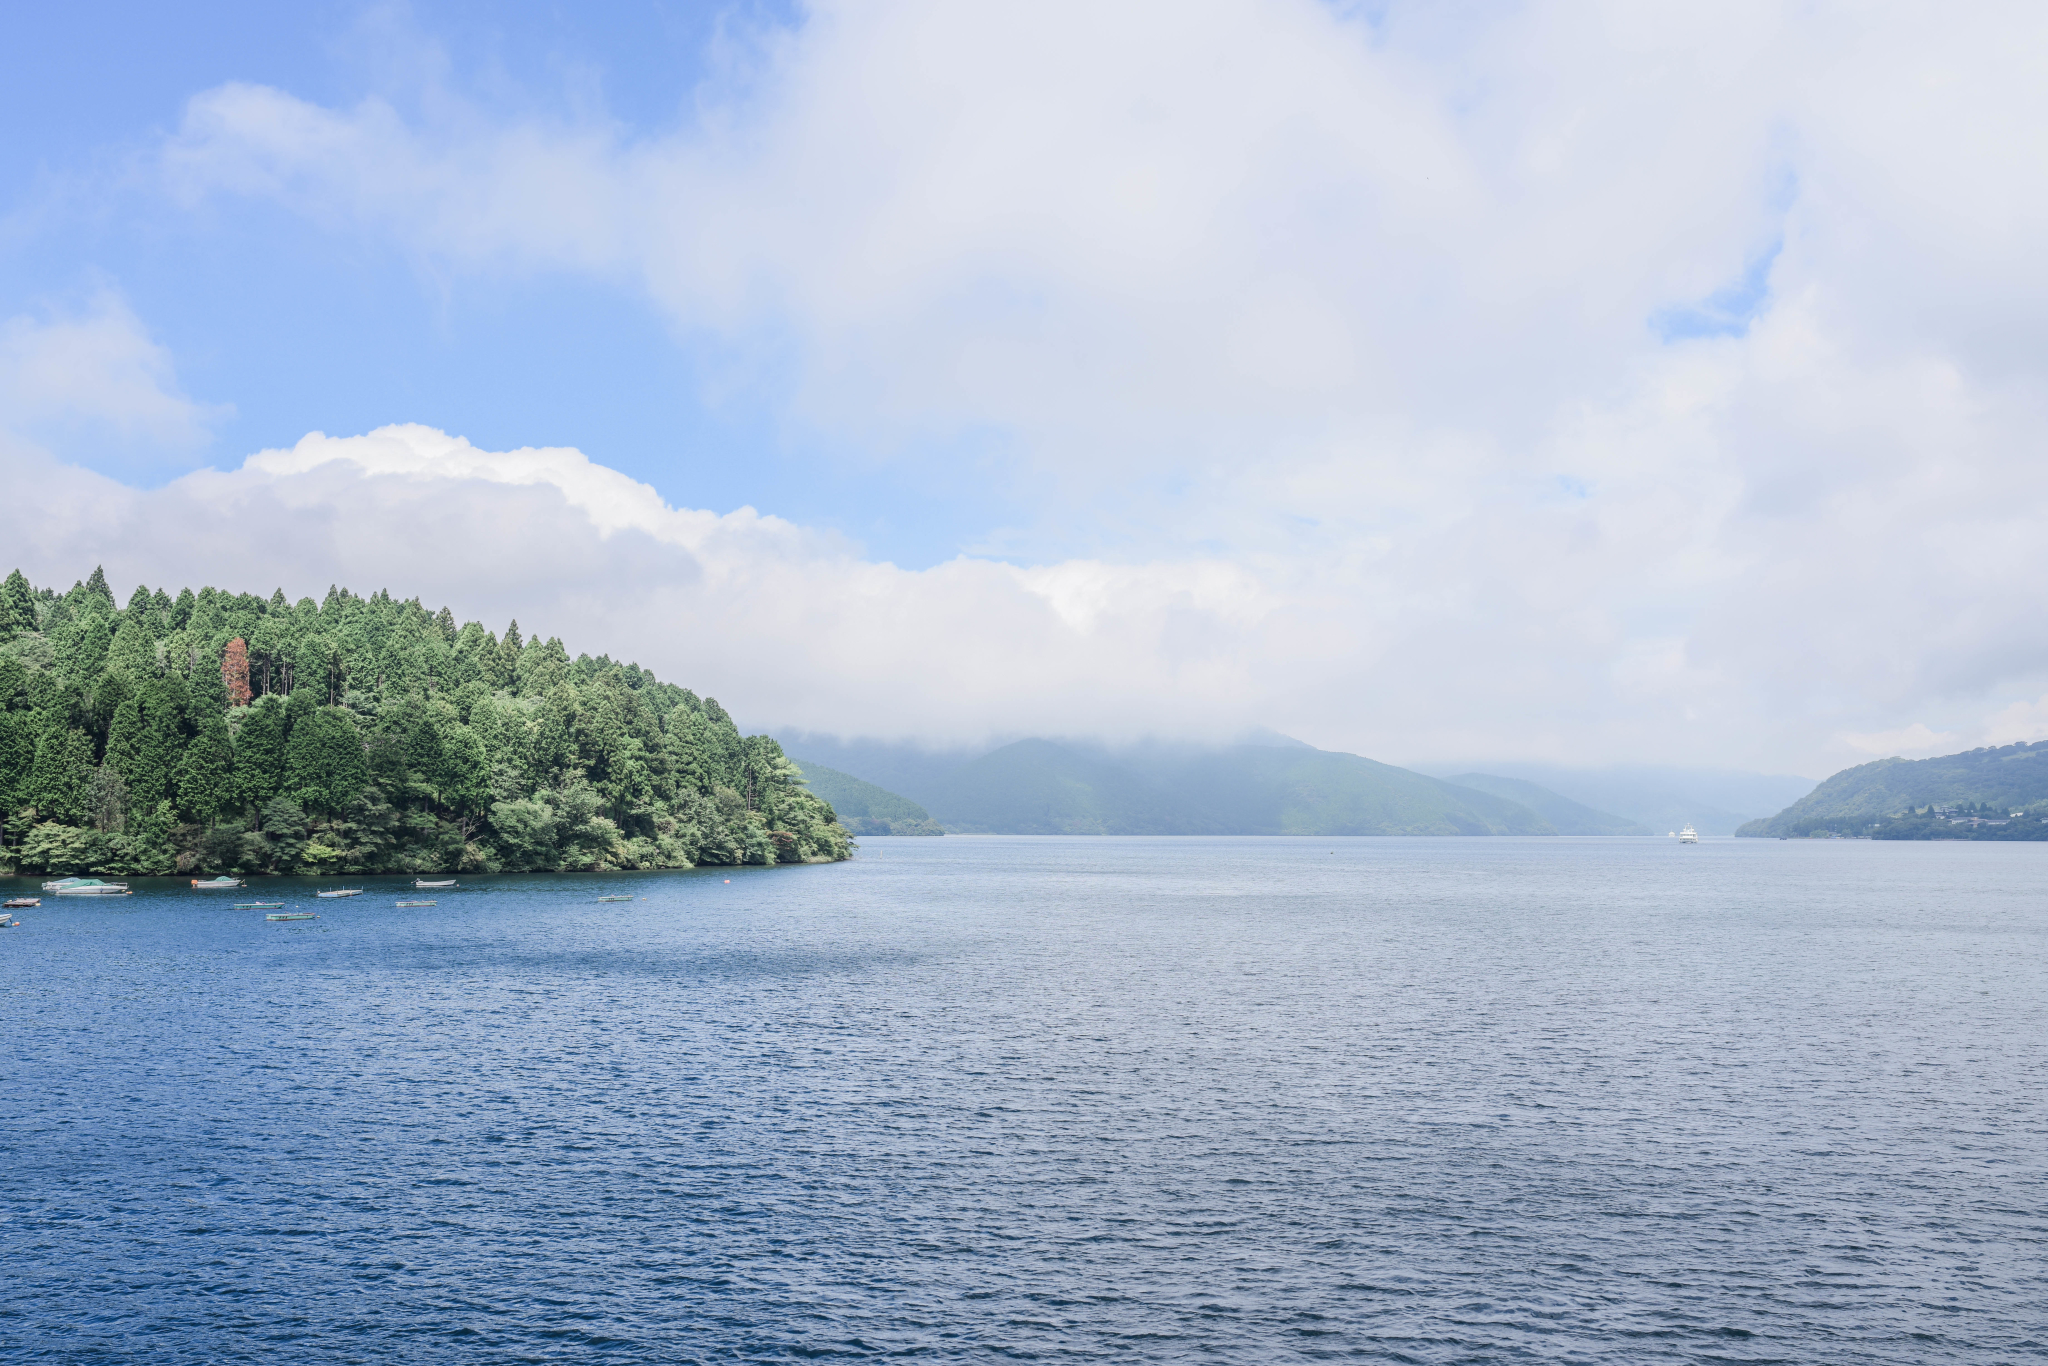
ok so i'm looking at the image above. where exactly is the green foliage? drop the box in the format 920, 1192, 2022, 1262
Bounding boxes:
1738, 740, 2048, 837
0, 567, 851, 874
790, 759, 945, 835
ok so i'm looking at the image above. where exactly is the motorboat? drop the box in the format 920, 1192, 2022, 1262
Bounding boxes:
53, 879, 130, 896
1677, 824, 1700, 843
413, 879, 457, 889
235, 901, 286, 910
315, 888, 363, 899
266, 912, 318, 922
42, 876, 89, 891
596, 894, 634, 903
395, 899, 436, 908
192, 876, 245, 890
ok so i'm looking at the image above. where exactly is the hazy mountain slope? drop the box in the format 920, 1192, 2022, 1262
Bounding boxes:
1431, 764, 1817, 836
1738, 741, 2048, 837
1153, 748, 1555, 835
911, 739, 1555, 836
922, 739, 1218, 834
790, 760, 944, 836
1443, 774, 1652, 835
769, 732, 981, 807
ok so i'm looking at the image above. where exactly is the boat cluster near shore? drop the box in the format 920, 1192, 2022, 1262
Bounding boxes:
4, 877, 653, 922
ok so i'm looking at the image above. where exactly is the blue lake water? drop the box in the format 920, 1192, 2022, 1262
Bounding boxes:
2, 836, 2045, 1363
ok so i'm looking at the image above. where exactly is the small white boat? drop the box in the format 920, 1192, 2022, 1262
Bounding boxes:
192, 876, 245, 890
42, 876, 88, 891
315, 888, 364, 899
1677, 824, 1699, 843
54, 879, 130, 896
413, 879, 457, 889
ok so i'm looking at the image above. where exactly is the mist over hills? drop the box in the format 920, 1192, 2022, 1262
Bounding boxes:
782, 733, 1695, 837
1441, 774, 1651, 836
782, 732, 1813, 838
787, 761, 943, 836
1421, 763, 1818, 837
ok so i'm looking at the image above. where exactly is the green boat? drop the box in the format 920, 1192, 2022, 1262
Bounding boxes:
266, 912, 317, 922
236, 901, 286, 910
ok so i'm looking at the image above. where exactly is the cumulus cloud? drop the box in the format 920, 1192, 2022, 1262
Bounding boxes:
102, 0, 2048, 772
1, 425, 1298, 748
0, 292, 229, 463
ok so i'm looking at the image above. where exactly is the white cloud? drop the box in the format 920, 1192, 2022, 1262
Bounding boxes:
0, 292, 228, 457
1, 426, 1296, 747
97, 0, 2048, 773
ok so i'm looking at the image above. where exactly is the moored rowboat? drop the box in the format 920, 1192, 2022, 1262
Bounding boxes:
266, 912, 318, 922
315, 889, 363, 899
235, 901, 287, 910
395, 899, 436, 907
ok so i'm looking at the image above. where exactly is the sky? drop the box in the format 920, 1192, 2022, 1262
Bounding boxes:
5, 0, 2048, 778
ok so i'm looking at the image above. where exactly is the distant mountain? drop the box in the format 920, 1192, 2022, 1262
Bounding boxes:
1737, 741, 2048, 838
1425, 764, 1817, 837
920, 739, 1209, 834
787, 735, 1558, 836
1443, 774, 1652, 835
772, 733, 981, 806
789, 760, 944, 836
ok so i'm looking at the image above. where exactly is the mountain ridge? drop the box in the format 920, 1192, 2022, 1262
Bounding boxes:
1737, 741, 2048, 838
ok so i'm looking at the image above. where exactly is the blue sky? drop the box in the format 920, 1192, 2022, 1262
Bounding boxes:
5, 1, 2048, 773
2, 0, 1013, 567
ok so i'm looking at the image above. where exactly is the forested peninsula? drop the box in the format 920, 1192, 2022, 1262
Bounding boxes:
0, 568, 852, 876
1736, 740, 2048, 839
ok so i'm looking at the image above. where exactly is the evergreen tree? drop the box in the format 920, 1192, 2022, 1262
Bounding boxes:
233, 697, 289, 811
27, 726, 94, 823
83, 565, 114, 609
176, 713, 236, 824
0, 569, 37, 639
440, 722, 491, 813
106, 613, 157, 677
285, 707, 368, 816
53, 613, 112, 680
497, 620, 523, 685
131, 681, 186, 810
89, 668, 134, 738
0, 711, 31, 811
105, 696, 145, 792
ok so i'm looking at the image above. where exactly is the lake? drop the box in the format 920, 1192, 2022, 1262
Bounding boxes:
2, 836, 2044, 1363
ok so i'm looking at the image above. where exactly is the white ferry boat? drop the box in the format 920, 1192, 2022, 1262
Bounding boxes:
1677, 824, 1699, 843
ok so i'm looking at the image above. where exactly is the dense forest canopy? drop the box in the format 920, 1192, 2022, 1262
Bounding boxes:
0, 566, 851, 876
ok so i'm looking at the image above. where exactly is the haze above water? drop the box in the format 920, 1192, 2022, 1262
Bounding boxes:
5, 838, 2045, 1363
